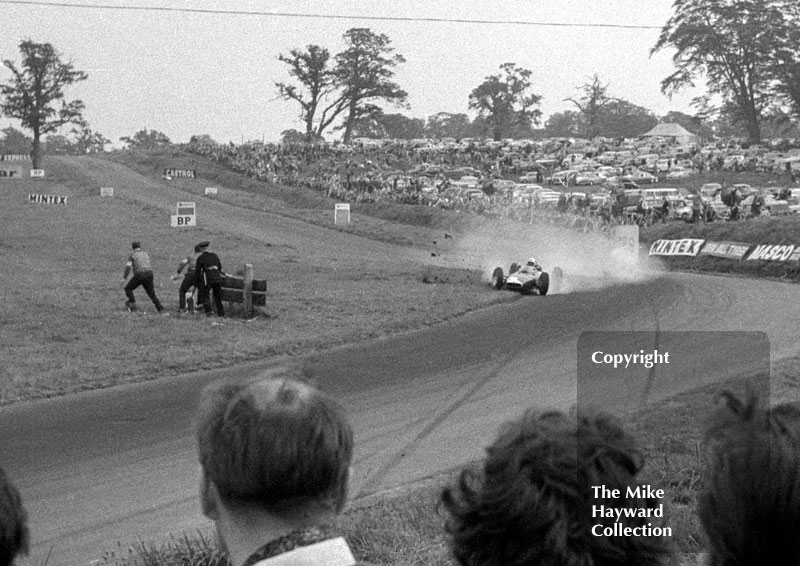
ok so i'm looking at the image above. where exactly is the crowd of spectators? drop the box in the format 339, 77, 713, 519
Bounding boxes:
5, 379, 799, 566
186, 135, 800, 233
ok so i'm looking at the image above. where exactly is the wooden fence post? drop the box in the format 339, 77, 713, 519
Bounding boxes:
243, 263, 254, 317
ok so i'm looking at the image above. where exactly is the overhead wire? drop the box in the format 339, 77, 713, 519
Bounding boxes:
0, 0, 663, 29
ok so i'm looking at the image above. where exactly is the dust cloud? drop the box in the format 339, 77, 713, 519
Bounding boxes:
429, 219, 660, 294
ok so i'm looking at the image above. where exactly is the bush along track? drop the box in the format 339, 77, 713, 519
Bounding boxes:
642, 216, 800, 280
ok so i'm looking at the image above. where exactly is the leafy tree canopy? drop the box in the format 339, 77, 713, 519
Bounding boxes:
120, 128, 171, 150
0, 40, 88, 167
469, 63, 542, 141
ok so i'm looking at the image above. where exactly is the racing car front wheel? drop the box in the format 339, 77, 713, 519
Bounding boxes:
491, 267, 505, 289
538, 272, 550, 295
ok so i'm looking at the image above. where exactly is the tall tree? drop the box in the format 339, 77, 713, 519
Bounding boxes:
425, 112, 472, 139
275, 45, 343, 140
767, 1, 800, 120
349, 109, 425, 140
468, 63, 542, 141
597, 99, 658, 139
334, 28, 408, 144
280, 129, 308, 144
0, 126, 32, 154
119, 128, 171, 150
0, 40, 88, 167
565, 74, 617, 139
46, 122, 108, 154
543, 111, 581, 138
652, 0, 784, 143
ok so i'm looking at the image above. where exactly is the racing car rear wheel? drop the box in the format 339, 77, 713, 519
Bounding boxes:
537, 272, 550, 295
491, 267, 504, 289
509, 262, 520, 274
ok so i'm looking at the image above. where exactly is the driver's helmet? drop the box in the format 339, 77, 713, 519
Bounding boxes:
526, 257, 540, 269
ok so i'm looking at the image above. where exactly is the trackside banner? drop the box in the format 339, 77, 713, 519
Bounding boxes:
649, 239, 705, 257
28, 194, 67, 205
0, 165, 23, 178
746, 244, 800, 262
1, 154, 30, 161
699, 241, 751, 260
164, 168, 196, 178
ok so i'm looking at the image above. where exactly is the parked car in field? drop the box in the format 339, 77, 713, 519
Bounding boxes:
574, 171, 605, 186
700, 183, 722, 198
665, 166, 695, 179
621, 170, 658, 184
518, 172, 541, 183
452, 175, 479, 189
548, 170, 578, 186
534, 188, 562, 205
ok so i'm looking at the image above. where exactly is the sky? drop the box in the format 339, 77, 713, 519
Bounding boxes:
0, 0, 704, 145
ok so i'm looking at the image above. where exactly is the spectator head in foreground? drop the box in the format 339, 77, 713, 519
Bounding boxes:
196, 376, 356, 566
0, 465, 28, 566
698, 390, 800, 566
441, 408, 671, 566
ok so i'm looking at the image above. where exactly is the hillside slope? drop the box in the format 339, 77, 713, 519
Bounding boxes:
1, 153, 508, 403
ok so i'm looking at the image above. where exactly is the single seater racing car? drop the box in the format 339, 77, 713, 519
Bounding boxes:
490, 258, 562, 295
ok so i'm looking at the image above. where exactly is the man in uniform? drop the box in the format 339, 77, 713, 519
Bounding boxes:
122, 241, 164, 313
196, 241, 225, 317
172, 244, 203, 313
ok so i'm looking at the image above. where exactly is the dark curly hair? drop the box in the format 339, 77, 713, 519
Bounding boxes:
440, 408, 670, 566
699, 390, 800, 566
0, 465, 28, 566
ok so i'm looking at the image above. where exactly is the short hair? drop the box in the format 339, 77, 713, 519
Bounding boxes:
441, 408, 670, 566
131, 241, 141, 250
194, 244, 202, 253
698, 391, 800, 565
0, 465, 29, 566
196, 377, 353, 512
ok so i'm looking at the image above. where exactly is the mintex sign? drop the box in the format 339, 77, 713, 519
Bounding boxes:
28, 194, 67, 205
164, 168, 196, 179
648, 239, 705, 257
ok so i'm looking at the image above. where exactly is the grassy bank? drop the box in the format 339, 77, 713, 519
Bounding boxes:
0, 152, 509, 403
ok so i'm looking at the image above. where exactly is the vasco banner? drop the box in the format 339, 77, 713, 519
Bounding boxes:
648, 239, 705, 257
164, 168, 196, 179
699, 241, 751, 260
746, 244, 798, 262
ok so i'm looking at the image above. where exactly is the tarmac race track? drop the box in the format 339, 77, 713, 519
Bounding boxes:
4, 273, 800, 566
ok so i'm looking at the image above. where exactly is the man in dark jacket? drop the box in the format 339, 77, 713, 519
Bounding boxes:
195, 241, 225, 317
172, 244, 203, 313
